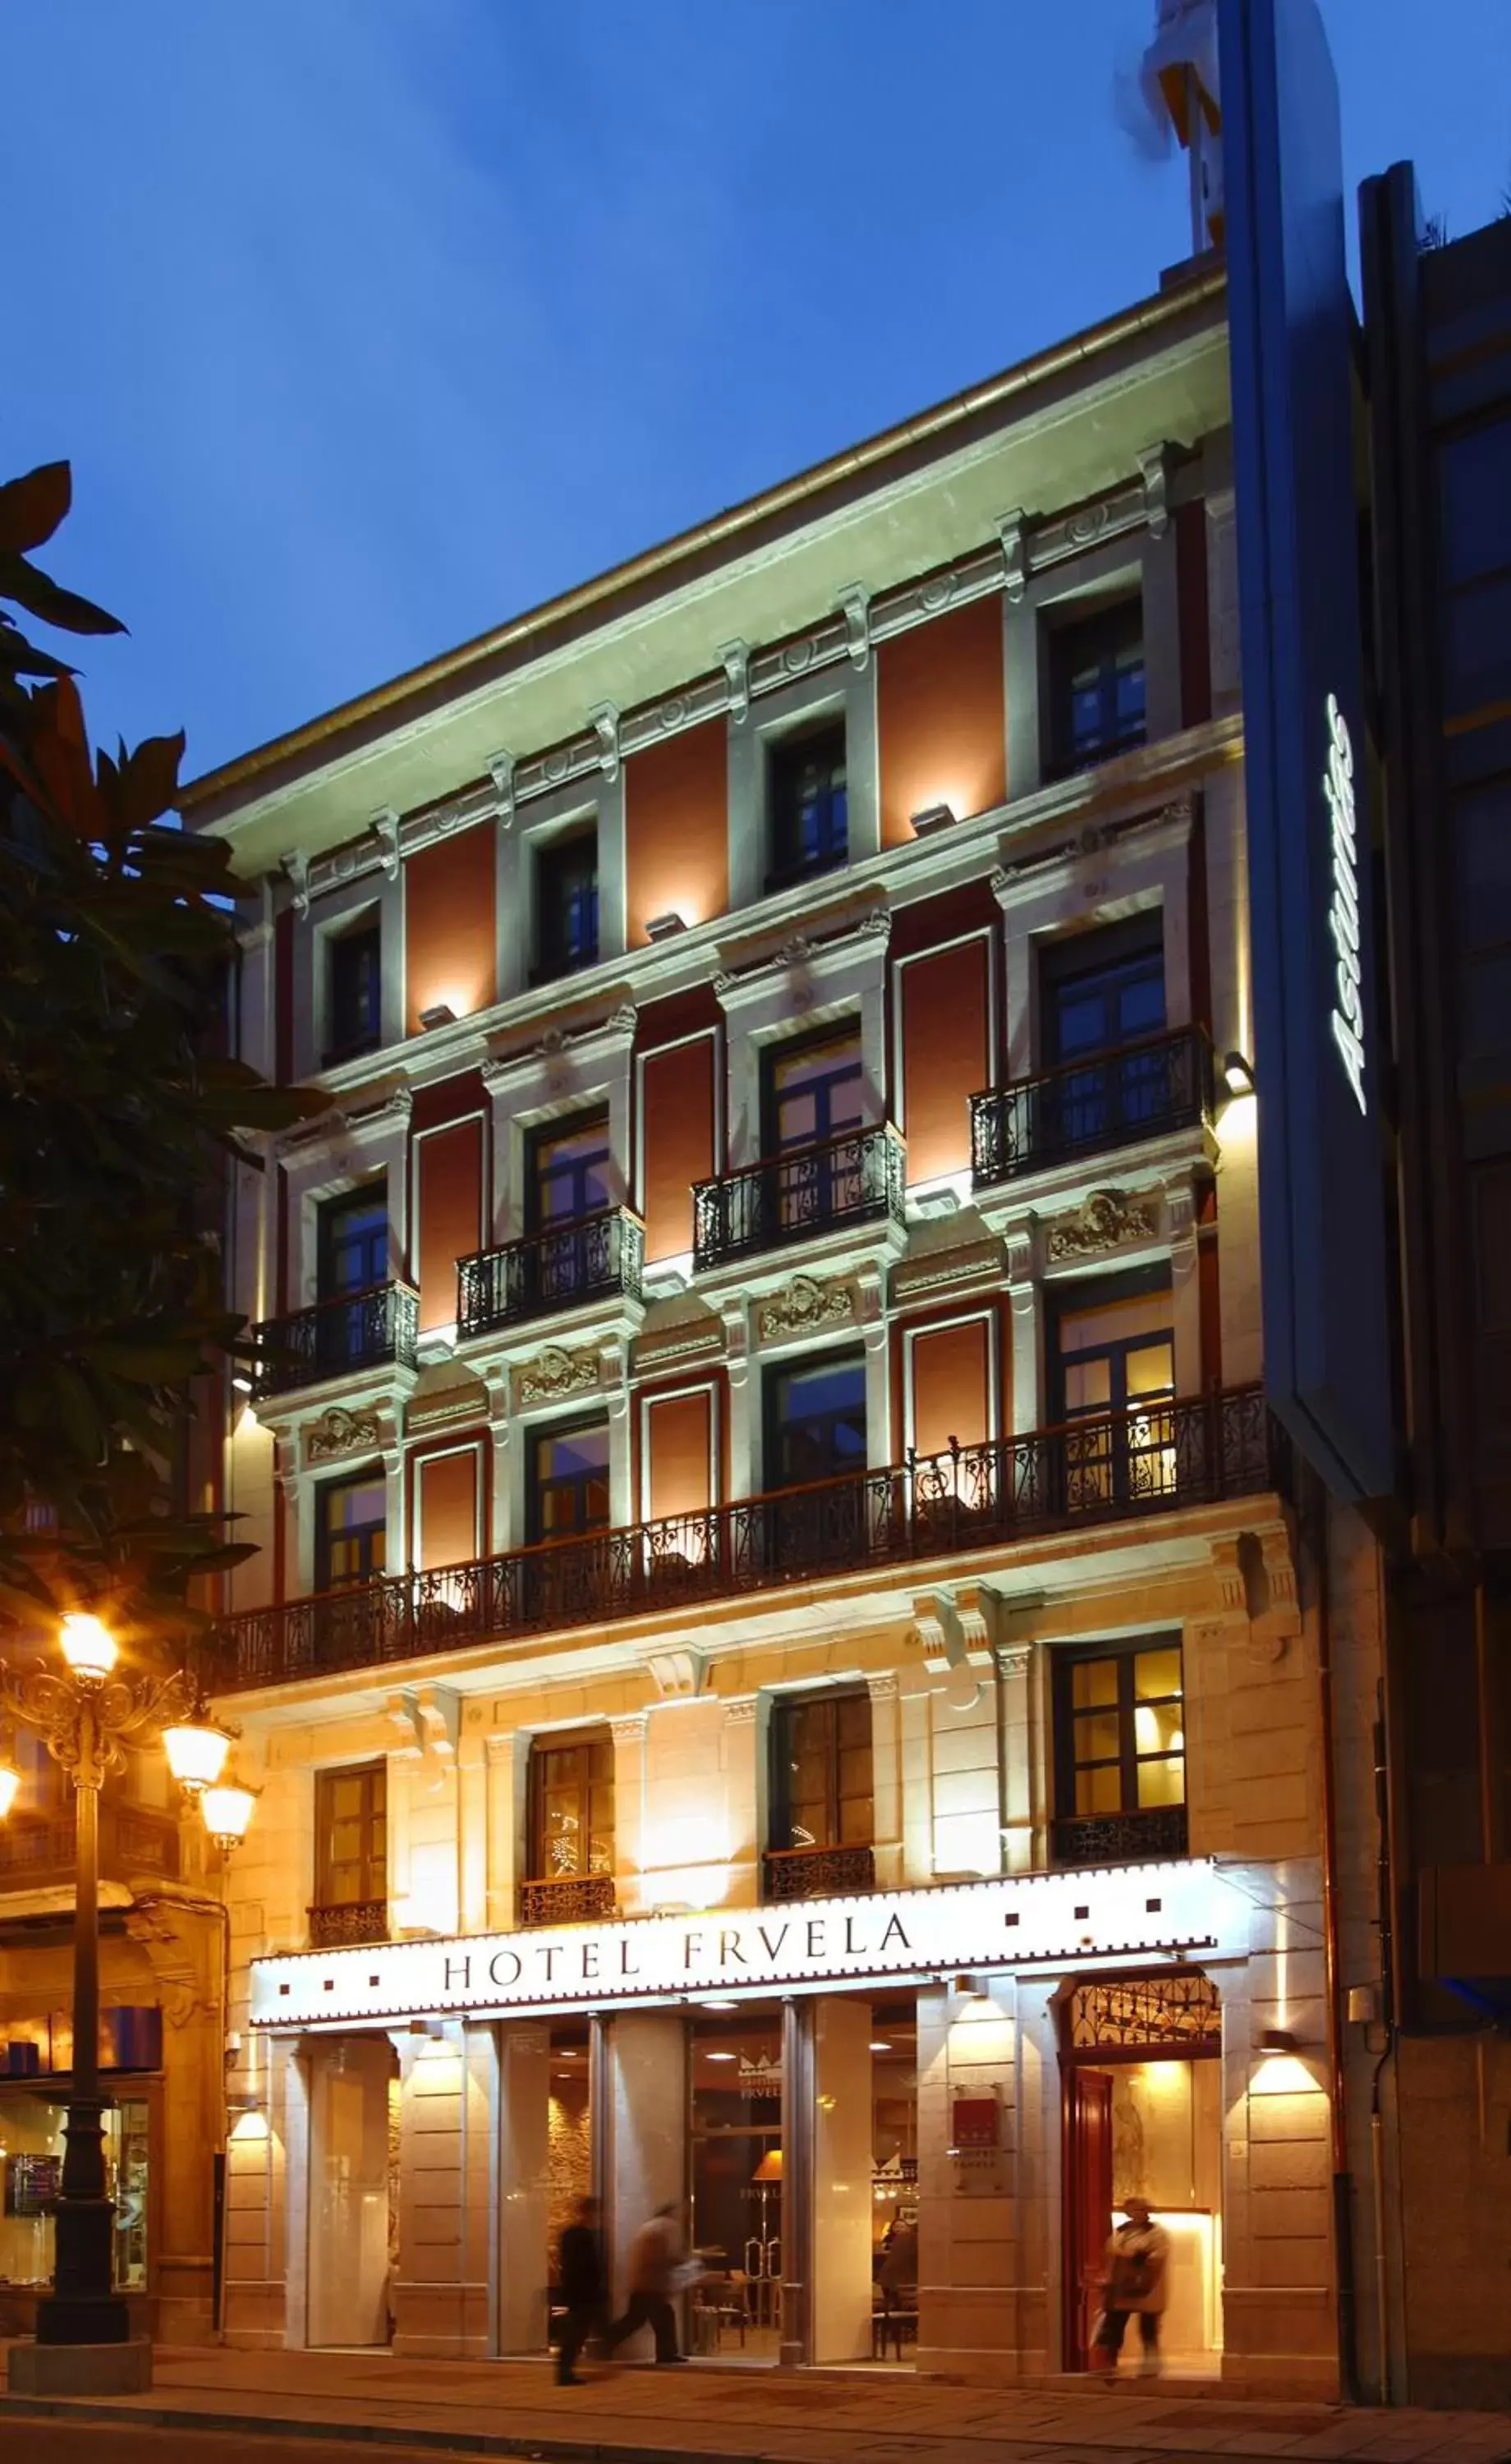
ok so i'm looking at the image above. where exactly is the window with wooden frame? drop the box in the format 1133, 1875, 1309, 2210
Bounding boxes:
314, 1761, 388, 1916
1051, 1639, 1186, 1863
769, 1688, 873, 1853
527, 1731, 615, 1882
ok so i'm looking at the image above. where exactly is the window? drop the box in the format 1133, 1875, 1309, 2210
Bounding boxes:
1041, 917, 1165, 1066
1050, 1271, 1176, 1509
763, 1026, 865, 1156
324, 920, 381, 1065
315, 1471, 388, 1591
1047, 596, 1146, 775
315, 1761, 387, 1912
527, 1418, 611, 1544
528, 1731, 614, 1882
769, 1689, 873, 1851
768, 719, 847, 887
766, 1349, 867, 1487
1054, 1640, 1185, 1821
527, 1110, 611, 1230
535, 828, 599, 981
317, 1186, 388, 1300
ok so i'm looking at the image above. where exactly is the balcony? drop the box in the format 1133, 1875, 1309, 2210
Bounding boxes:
0, 1800, 181, 1889
970, 1027, 1215, 1191
692, 1123, 906, 1273
253, 1280, 418, 1400
204, 1384, 1288, 1692
1051, 1804, 1189, 1869
518, 1873, 617, 1928
763, 1844, 875, 1902
458, 1208, 644, 1340
308, 1900, 388, 1947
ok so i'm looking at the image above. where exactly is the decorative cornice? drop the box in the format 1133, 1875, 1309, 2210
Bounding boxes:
714, 904, 890, 1001
1137, 441, 1173, 542
999, 510, 1026, 605
373, 808, 401, 881
864, 1671, 900, 1703
515, 1343, 601, 1409
756, 1273, 852, 1344
718, 640, 749, 725
305, 1405, 383, 1464
487, 749, 516, 826
588, 701, 620, 784
644, 1648, 704, 1702
282, 849, 310, 920
1045, 1188, 1160, 1262
721, 1696, 758, 1729
632, 1319, 726, 1375
836, 583, 870, 670
609, 1713, 649, 1748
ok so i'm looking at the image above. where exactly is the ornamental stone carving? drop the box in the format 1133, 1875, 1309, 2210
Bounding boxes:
1045, 1188, 1160, 1262
757, 1274, 852, 1342
516, 1344, 600, 1408
305, 1405, 383, 1463
645, 1648, 705, 1700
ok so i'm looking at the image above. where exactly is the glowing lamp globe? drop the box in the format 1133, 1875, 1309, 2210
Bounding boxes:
0, 1761, 20, 1822
59, 1613, 118, 1683
163, 1721, 232, 1796
200, 1782, 256, 1852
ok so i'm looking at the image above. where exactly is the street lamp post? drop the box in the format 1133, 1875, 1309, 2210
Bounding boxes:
0, 1611, 252, 2360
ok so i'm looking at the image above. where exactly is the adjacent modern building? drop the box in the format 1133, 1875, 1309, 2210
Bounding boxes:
168, 214, 1392, 2390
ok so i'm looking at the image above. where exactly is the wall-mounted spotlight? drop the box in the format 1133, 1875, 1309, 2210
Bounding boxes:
646, 911, 687, 941
911, 802, 958, 836
230, 1372, 254, 1396
419, 1002, 457, 1032
1223, 1050, 1256, 1098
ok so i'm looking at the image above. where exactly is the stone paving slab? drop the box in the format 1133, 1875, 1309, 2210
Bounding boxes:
0, 2346, 1505, 2464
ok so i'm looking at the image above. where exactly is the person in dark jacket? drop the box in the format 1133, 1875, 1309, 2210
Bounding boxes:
557, 2195, 607, 2385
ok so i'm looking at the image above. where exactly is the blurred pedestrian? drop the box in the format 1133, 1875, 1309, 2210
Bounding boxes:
1091, 2195, 1169, 2380
557, 2195, 607, 2386
604, 2201, 687, 2365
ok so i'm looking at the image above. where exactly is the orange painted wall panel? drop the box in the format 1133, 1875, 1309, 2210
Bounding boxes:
646, 1390, 714, 1521
404, 825, 496, 1035
625, 721, 728, 946
911, 1319, 991, 1458
641, 1036, 717, 1263
900, 938, 990, 1184
416, 1118, 483, 1332
416, 1446, 480, 1571
877, 597, 1007, 848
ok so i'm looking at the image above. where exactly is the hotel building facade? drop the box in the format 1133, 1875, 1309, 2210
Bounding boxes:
175, 254, 1389, 2392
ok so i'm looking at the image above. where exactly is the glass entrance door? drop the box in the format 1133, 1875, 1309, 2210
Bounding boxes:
307, 2037, 395, 2348
687, 2008, 783, 2361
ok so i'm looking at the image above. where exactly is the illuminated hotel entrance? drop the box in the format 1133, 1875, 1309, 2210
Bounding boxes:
1062, 1972, 1223, 2378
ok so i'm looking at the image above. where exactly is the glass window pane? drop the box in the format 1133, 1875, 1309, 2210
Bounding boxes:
1134, 1648, 1183, 1702
1134, 1700, 1184, 1757
1439, 419, 1511, 586
1074, 1711, 1123, 1765
1125, 1342, 1174, 1400
1077, 1763, 1124, 1815
1072, 1658, 1119, 1709
1137, 1754, 1185, 1808
1064, 1358, 1111, 1414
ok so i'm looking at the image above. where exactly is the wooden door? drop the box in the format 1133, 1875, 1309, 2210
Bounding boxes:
1067, 2068, 1114, 2369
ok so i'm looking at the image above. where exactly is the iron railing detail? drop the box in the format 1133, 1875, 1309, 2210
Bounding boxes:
762, 1844, 876, 1901
204, 1385, 1287, 1692
308, 1900, 388, 1948
253, 1281, 419, 1399
970, 1027, 1215, 1190
517, 1872, 618, 1928
458, 1209, 644, 1340
0, 1803, 181, 1882
692, 1123, 906, 1271
1050, 1804, 1189, 1871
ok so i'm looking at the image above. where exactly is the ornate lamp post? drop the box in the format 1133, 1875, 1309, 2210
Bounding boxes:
0, 1611, 252, 2356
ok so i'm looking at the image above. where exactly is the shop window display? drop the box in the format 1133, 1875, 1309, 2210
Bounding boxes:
0, 2094, 149, 2292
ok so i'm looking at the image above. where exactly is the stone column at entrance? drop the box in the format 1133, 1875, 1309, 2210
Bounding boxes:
392, 2022, 496, 2358
811, 1997, 874, 2362
498, 2021, 551, 2353
604, 2011, 686, 2338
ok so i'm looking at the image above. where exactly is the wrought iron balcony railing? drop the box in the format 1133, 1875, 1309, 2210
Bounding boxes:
1050, 1804, 1189, 1870
457, 1208, 644, 1340
308, 1900, 388, 1948
970, 1026, 1215, 1190
204, 1384, 1287, 1693
518, 1872, 617, 1928
253, 1280, 419, 1400
0, 1801, 181, 1886
692, 1122, 906, 1272
762, 1844, 876, 1901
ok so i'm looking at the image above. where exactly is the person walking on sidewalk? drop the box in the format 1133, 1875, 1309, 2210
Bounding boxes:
557, 2195, 608, 2385
604, 2201, 687, 2365
1091, 2195, 1170, 2380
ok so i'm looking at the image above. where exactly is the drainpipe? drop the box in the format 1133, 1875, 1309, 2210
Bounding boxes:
1312, 1480, 1360, 2404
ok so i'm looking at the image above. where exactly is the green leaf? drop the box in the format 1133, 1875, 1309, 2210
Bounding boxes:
0, 463, 71, 557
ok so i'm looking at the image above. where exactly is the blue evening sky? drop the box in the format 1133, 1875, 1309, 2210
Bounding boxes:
5, 0, 1509, 784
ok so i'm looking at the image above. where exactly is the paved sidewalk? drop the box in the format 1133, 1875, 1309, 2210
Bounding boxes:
1, 2347, 1508, 2464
